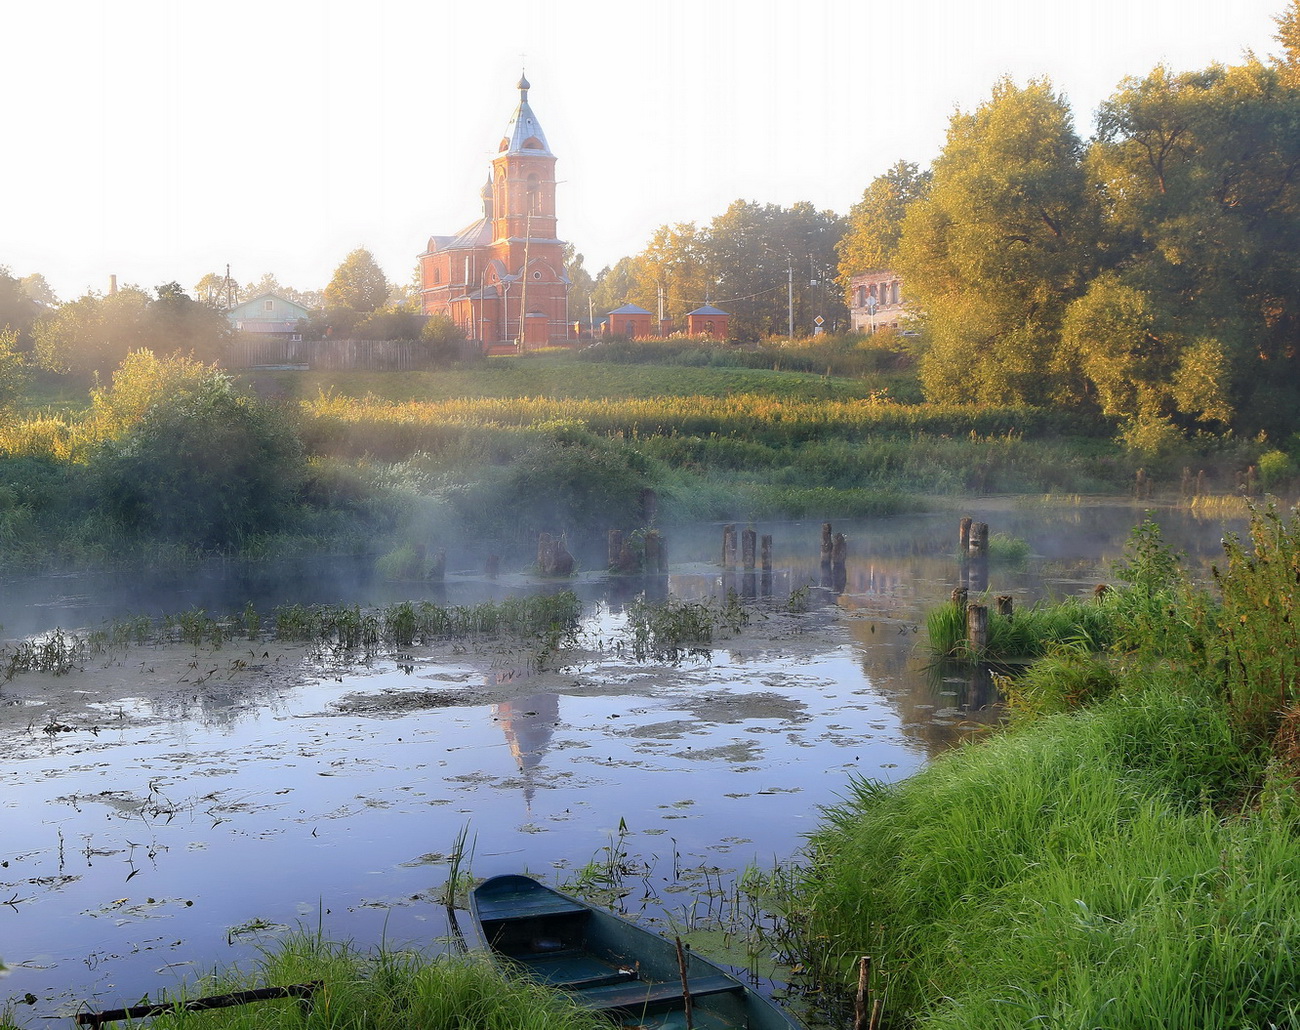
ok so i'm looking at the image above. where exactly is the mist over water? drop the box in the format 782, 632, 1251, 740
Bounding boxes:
0, 504, 1242, 1022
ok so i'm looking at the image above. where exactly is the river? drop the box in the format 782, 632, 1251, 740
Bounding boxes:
0, 501, 1242, 1023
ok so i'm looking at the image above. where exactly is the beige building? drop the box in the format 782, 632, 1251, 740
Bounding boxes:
848, 271, 905, 332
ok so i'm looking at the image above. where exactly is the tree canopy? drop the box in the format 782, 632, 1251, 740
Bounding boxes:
324, 248, 389, 312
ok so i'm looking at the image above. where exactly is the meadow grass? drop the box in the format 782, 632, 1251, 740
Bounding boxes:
135, 934, 608, 1030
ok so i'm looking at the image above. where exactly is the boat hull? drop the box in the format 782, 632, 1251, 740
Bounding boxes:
470, 874, 799, 1030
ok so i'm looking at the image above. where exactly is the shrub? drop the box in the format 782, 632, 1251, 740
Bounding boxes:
1257, 448, 1292, 491
92, 372, 306, 548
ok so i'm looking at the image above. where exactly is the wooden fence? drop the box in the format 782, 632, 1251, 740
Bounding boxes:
227, 338, 436, 371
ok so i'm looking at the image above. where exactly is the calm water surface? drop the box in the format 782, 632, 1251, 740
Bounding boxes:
0, 503, 1242, 1022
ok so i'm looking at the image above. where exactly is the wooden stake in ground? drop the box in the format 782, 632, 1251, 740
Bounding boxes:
853, 955, 872, 1030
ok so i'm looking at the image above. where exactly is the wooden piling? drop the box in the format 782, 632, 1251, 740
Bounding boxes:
853, 956, 872, 1030
486, 554, 499, 579
821, 522, 833, 568
996, 594, 1014, 618
1135, 467, 1147, 499
428, 549, 446, 581
969, 522, 989, 556
952, 587, 968, 610
760, 534, 772, 573
967, 603, 988, 652
608, 530, 623, 570
959, 516, 972, 555
1196, 469, 1207, 498
644, 530, 662, 573
832, 533, 848, 593
722, 524, 737, 568
742, 528, 757, 570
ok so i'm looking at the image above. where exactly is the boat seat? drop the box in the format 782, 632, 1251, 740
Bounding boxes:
571, 974, 742, 1012
475, 892, 590, 923
513, 952, 637, 990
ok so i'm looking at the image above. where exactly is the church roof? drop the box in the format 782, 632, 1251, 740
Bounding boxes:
607, 303, 652, 315
499, 74, 553, 156
425, 218, 492, 255
687, 304, 730, 316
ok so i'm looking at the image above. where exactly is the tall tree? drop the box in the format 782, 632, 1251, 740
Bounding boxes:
704, 200, 845, 340
899, 77, 1099, 405
633, 222, 712, 327
563, 244, 596, 327
836, 160, 931, 289
1082, 57, 1300, 437
324, 248, 389, 312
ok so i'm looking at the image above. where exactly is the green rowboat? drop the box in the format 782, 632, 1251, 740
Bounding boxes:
470, 874, 802, 1030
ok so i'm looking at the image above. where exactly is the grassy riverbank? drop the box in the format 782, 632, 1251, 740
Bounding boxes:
776, 509, 1300, 1027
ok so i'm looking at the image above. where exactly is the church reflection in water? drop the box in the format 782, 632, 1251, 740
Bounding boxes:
491, 692, 561, 811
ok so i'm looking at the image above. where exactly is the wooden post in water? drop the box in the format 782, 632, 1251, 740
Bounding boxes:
853, 956, 872, 1030
486, 553, 500, 579
1196, 469, 1207, 498
1135, 467, 1147, 499
820, 522, 834, 588
832, 533, 848, 593
428, 549, 446, 582
969, 522, 989, 556
760, 535, 772, 573
952, 587, 968, 610
644, 530, 662, 574
722, 524, 737, 568
996, 595, 1014, 618
959, 516, 972, 555
608, 530, 623, 570
967, 602, 988, 652
742, 528, 757, 570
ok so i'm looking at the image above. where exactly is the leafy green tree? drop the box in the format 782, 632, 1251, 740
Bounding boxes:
32, 286, 151, 378
900, 77, 1099, 405
142, 282, 231, 363
836, 160, 931, 289
591, 257, 644, 321
632, 222, 713, 328
324, 247, 389, 312
0, 267, 41, 347
1087, 57, 1300, 436
0, 327, 29, 408
19, 273, 58, 308
563, 244, 596, 327
703, 200, 845, 340
194, 272, 234, 309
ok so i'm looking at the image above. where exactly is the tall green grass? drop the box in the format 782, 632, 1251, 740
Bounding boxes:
778, 685, 1277, 1029
139, 935, 608, 1030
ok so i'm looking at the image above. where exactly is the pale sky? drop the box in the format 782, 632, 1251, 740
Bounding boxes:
3, 0, 1287, 303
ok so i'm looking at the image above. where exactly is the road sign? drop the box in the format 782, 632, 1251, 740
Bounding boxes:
814, 315, 824, 326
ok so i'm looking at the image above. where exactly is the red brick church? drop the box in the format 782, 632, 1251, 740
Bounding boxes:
418, 76, 570, 351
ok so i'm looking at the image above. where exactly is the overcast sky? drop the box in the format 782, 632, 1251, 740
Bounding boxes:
4, 0, 1287, 303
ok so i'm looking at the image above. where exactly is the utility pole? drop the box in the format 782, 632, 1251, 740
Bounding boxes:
787, 261, 794, 340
